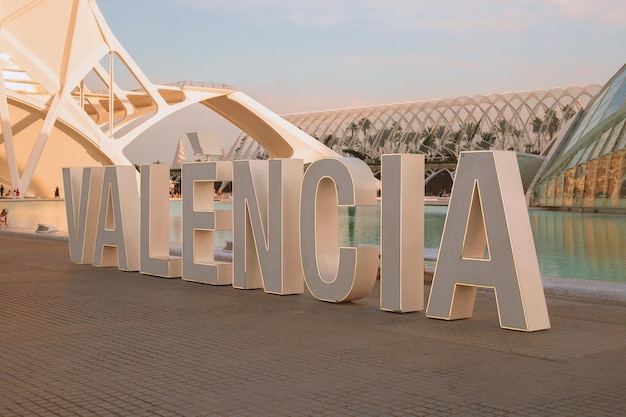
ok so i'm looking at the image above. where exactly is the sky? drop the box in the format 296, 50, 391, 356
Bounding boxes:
96, 0, 626, 164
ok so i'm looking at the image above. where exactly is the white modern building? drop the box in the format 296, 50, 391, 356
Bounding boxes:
228, 85, 602, 195
0, 0, 338, 198
532, 64, 626, 210
1, 0, 623, 209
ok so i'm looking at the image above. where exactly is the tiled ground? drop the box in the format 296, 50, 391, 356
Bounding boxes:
1, 235, 625, 416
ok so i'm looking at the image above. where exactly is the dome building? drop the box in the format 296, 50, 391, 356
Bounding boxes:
532, 64, 626, 210
228, 85, 602, 195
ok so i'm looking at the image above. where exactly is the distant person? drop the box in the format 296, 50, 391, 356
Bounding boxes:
0, 184, 4, 196
55, 187, 60, 198
0, 208, 8, 225
15, 189, 19, 197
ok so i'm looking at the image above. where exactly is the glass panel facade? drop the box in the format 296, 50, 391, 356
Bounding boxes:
533, 64, 626, 210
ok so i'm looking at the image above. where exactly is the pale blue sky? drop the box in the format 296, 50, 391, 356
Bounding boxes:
97, 0, 626, 163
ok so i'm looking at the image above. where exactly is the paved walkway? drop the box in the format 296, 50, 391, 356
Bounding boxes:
1, 234, 625, 416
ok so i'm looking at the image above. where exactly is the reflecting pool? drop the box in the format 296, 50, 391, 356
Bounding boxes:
330, 204, 626, 283
2, 199, 625, 283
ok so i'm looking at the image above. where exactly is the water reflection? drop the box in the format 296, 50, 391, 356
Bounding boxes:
1, 200, 68, 231
530, 210, 626, 281
2, 199, 624, 283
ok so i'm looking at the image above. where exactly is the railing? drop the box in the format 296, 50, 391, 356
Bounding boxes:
165, 80, 236, 90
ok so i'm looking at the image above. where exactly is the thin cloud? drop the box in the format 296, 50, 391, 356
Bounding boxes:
548, 0, 626, 24
168, 1, 537, 35
328, 55, 454, 66
173, 0, 626, 34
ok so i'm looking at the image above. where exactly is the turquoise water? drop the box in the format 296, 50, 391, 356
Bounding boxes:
2, 199, 625, 283
332, 204, 626, 283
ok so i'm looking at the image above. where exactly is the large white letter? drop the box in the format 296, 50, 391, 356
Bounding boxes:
380, 154, 424, 312
62, 167, 103, 264
140, 164, 181, 278
426, 151, 550, 331
232, 159, 304, 294
182, 162, 233, 285
301, 158, 378, 302
93, 166, 140, 271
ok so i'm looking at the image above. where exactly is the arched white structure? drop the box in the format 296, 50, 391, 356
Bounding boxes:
228, 86, 602, 163
0, 0, 338, 198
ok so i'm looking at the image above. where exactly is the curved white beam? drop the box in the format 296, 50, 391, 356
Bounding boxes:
0, 0, 338, 198
202, 91, 340, 161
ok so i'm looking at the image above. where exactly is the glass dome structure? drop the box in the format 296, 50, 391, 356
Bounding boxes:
533, 64, 626, 210
227, 86, 601, 165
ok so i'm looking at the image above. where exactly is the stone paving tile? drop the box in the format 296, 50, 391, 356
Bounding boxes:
1, 235, 625, 416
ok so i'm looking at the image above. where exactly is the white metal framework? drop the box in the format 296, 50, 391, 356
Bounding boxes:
0, 0, 338, 198
228, 86, 601, 163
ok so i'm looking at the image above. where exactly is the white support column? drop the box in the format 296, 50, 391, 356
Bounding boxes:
18, 94, 62, 196
109, 51, 114, 138
79, 79, 84, 108
0, 61, 20, 193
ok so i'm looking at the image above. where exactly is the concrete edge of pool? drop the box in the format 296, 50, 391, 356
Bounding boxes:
2, 226, 625, 304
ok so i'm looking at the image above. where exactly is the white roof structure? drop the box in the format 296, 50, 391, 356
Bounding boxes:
532, 64, 626, 210
280, 86, 602, 160
0, 0, 339, 198
226, 86, 601, 167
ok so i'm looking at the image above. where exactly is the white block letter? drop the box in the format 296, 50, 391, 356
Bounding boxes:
93, 166, 140, 271
301, 158, 379, 302
380, 154, 424, 312
426, 151, 550, 331
62, 167, 103, 264
233, 159, 304, 294
140, 164, 181, 278
182, 162, 233, 285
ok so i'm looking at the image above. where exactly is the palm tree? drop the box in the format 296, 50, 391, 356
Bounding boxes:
358, 117, 372, 152
561, 104, 576, 122
544, 109, 561, 141
359, 118, 372, 139
477, 132, 496, 150
433, 126, 452, 160
404, 131, 418, 148
532, 117, 543, 135
393, 122, 404, 141
494, 119, 510, 150
419, 127, 435, 155
510, 127, 524, 152
323, 134, 335, 147
347, 121, 359, 147
532, 116, 544, 151
462, 119, 482, 150
448, 128, 465, 159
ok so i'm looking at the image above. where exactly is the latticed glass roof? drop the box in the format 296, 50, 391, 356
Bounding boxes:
538, 65, 626, 179
227, 85, 601, 163
531, 64, 626, 210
